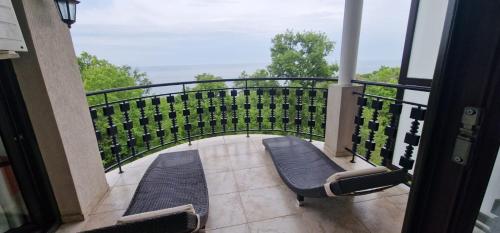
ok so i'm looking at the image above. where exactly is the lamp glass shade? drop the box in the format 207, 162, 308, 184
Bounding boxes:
55, 0, 79, 27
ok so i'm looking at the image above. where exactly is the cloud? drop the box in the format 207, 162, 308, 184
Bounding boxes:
78, 0, 344, 34
72, 0, 411, 68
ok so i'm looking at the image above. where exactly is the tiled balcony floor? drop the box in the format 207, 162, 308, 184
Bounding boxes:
58, 134, 409, 233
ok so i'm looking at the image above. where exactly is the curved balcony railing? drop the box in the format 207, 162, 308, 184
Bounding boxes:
86, 77, 337, 172
87, 77, 430, 175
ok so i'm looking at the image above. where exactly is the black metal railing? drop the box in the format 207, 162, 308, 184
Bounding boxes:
348, 79, 431, 174
87, 77, 337, 172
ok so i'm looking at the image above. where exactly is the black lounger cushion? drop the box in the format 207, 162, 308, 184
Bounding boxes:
263, 136, 345, 197
125, 150, 209, 226
263, 136, 407, 197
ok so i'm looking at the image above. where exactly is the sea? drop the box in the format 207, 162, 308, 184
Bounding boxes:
139, 59, 400, 94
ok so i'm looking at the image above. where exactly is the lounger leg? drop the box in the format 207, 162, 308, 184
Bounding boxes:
296, 194, 304, 207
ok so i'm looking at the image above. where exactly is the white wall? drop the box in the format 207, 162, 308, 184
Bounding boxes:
406, 0, 449, 79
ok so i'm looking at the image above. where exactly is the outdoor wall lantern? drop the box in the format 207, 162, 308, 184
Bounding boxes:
55, 0, 79, 28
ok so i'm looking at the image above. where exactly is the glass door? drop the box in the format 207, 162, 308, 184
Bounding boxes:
0, 60, 59, 232
0, 136, 30, 232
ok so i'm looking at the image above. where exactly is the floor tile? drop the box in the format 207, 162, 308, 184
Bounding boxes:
206, 171, 239, 195
83, 210, 125, 231
350, 197, 405, 233
230, 152, 271, 170
201, 154, 232, 174
199, 144, 229, 158
249, 215, 311, 233
239, 186, 301, 222
224, 134, 253, 145
225, 142, 259, 156
302, 210, 370, 233
234, 166, 281, 191
197, 136, 225, 148
385, 194, 409, 210
206, 193, 247, 229
384, 184, 410, 196
207, 224, 250, 233
300, 199, 370, 233
92, 184, 137, 214
113, 167, 147, 186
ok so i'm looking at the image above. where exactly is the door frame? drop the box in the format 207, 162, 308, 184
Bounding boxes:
0, 60, 60, 232
402, 0, 500, 232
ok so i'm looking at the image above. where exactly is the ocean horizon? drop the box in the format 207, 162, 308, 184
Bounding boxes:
139, 59, 400, 94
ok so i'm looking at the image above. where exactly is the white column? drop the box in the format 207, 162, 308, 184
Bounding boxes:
324, 0, 364, 157
338, 0, 364, 86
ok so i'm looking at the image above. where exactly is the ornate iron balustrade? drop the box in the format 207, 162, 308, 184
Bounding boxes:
86, 77, 337, 172
348, 80, 431, 173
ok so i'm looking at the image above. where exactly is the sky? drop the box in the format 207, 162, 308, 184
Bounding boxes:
71, 0, 411, 69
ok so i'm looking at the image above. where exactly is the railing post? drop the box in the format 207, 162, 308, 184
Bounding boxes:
381, 103, 402, 166
208, 91, 216, 135
90, 107, 105, 160
219, 90, 228, 134
119, 101, 136, 158
295, 89, 304, 137
257, 88, 264, 131
282, 88, 290, 132
196, 91, 205, 137
137, 98, 151, 150
152, 96, 165, 146
167, 94, 179, 142
231, 89, 238, 132
399, 107, 426, 171
103, 93, 123, 173
269, 88, 277, 131
182, 84, 192, 145
308, 81, 317, 142
364, 97, 383, 161
244, 80, 250, 137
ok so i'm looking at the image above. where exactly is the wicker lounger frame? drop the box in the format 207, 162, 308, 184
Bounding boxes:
82, 150, 209, 233
262, 136, 407, 199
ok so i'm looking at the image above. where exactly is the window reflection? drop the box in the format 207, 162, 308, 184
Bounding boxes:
0, 138, 30, 232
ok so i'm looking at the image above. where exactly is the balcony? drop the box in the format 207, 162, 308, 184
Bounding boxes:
62, 134, 409, 233
56, 77, 425, 232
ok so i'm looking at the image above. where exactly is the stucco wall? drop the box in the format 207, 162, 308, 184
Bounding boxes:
10, 0, 108, 222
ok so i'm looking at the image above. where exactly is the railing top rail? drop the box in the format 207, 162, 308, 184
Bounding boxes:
88, 86, 330, 108
351, 80, 432, 92
86, 77, 339, 96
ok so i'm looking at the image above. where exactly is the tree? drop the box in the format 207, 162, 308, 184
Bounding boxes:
268, 30, 338, 85
359, 66, 399, 98
78, 52, 152, 105
234, 69, 280, 88
191, 73, 227, 91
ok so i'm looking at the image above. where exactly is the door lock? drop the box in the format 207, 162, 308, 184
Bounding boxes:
452, 107, 481, 166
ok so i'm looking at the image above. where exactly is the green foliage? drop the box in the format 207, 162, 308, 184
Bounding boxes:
360, 66, 399, 97
78, 52, 152, 106
191, 73, 227, 91
356, 66, 400, 165
234, 69, 280, 88
268, 30, 338, 86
